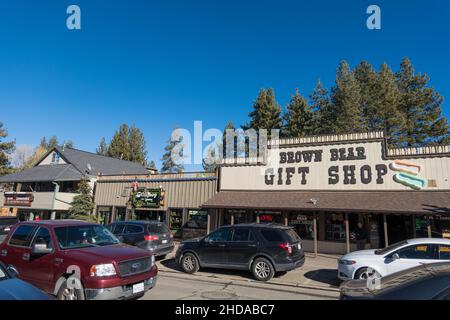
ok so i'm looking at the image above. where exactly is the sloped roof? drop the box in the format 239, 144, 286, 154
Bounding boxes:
0, 146, 149, 183
52, 146, 148, 176
0, 164, 83, 183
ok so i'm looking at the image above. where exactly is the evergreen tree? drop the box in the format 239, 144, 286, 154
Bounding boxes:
147, 160, 157, 170
68, 178, 95, 218
310, 80, 333, 134
0, 122, 16, 176
354, 61, 379, 131
222, 120, 236, 160
243, 88, 283, 133
106, 124, 148, 164
396, 58, 450, 146
128, 125, 147, 165
373, 63, 405, 146
107, 124, 130, 160
283, 88, 314, 137
96, 137, 108, 156
330, 61, 363, 133
202, 145, 219, 172
160, 132, 184, 173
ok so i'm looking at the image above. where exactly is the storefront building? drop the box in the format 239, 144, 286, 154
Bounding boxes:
202, 132, 450, 254
94, 172, 217, 239
0, 146, 151, 220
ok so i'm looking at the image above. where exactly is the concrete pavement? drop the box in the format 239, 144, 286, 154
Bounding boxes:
143, 242, 343, 300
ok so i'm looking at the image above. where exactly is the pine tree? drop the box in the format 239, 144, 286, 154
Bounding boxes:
354, 61, 379, 131
128, 125, 147, 165
310, 80, 333, 134
106, 124, 148, 164
68, 178, 95, 218
107, 124, 130, 160
96, 137, 108, 156
243, 88, 283, 133
396, 58, 449, 146
330, 61, 363, 133
202, 145, 219, 172
283, 88, 314, 138
373, 63, 405, 146
160, 132, 184, 173
147, 160, 157, 170
0, 122, 15, 176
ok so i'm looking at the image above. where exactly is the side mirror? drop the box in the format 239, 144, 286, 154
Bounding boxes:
32, 243, 52, 255
391, 253, 400, 261
6, 265, 19, 278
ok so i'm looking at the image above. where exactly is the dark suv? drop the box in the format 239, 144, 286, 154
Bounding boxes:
107, 221, 174, 258
175, 223, 305, 281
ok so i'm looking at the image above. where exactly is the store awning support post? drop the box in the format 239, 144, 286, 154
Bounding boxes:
383, 214, 389, 247
313, 212, 318, 258
345, 213, 350, 254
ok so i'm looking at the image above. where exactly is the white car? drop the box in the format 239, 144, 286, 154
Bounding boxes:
338, 238, 450, 280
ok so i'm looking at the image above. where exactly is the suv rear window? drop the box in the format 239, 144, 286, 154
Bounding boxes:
260, 229, 285, 242
9, 225, 37, 247
148, 223, 170, 234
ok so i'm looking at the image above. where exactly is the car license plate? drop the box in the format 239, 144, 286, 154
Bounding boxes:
132, 282, 144, 294
162, 239, 168, 244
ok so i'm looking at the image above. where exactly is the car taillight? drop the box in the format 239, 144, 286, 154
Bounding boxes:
279, 243, 292, 255
145, 235, 159, 241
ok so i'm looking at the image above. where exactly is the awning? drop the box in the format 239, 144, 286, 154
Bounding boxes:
202, 191, 450, 215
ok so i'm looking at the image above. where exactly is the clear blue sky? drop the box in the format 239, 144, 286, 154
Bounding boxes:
1, 0, 449, 171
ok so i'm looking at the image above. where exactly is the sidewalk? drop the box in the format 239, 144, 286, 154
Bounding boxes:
156, 243, 342, 292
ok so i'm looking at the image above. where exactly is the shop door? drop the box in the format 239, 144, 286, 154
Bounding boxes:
387, 215, 414, 244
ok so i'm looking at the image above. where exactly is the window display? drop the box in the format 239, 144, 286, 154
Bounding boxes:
169, 209, 183, 237
288, 212, 316, 240
325, 213, 346, 241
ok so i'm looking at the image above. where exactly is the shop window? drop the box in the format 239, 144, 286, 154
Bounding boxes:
169, 209, 183, 237
115, 207, 127, 221
185, 210, 208, 229
325, 213, 346, 241
430, 216, 450, 239
288, 212, 317, 240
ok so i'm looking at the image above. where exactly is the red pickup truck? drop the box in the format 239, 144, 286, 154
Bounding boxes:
0, 220, 157, 300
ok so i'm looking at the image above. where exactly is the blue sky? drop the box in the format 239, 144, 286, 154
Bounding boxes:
1, 0, 449, 171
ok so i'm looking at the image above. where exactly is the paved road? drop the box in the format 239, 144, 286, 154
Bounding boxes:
142, 272, 340, 300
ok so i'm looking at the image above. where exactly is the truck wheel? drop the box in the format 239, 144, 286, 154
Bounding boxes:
251, 257, 274, 281
57, 280, 85, 300
181, 253, 199, 274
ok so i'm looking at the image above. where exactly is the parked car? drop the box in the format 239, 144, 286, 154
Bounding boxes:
0, 220, 158, 300
0, 217, 18, 243
0, 260, 52, 300
340, 261, 450, 300
107, 220, 174, 258
175, 223, 305, 281
338, 238, 450, 280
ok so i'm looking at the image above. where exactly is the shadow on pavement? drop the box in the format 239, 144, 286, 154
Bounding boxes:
160, 258, 297, 281
304, 269, 341, 287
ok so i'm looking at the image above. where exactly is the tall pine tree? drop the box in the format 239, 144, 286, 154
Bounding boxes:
354, 61, 379, 131
243, 88, 283, 133
330, 61, 363, 134
396, 58, 449, 146
106, 124, 148, 164
128, 125, 147, 165
310, 79, 333, 134
107, 124, 130, 160
160, 131, 184, 173
283, 88, 314, 138
96, 137, 108, 156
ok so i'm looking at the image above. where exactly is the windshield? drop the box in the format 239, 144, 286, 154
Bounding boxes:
374, 240, 408, 255
54, 225, 120, 249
